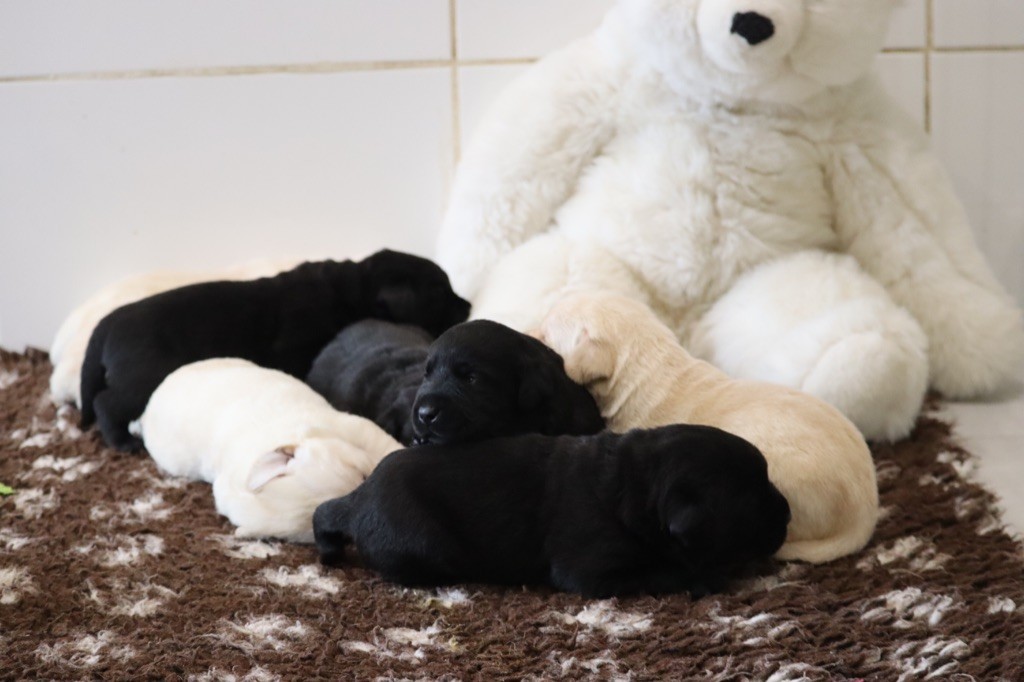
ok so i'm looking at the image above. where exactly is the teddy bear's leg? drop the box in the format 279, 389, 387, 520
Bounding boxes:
470, 233, 577, 331
688, 251, 929, 441
471, 232, 653, 332
827, 110, 1024, 399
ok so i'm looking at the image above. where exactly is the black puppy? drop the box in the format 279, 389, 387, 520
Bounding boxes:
307, 318, 604, 446
410, 319, 604, 445
313, 424, 791, 598
306, 320, 433, 446
80, 250, 470, 451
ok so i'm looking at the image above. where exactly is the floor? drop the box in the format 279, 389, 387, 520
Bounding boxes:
940, 367, 1024, 536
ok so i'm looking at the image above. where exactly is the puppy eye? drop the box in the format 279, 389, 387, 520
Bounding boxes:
453, 363, 475, 383
424, 361, 435, 378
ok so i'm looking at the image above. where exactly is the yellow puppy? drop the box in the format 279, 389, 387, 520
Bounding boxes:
538, 292, 879, 564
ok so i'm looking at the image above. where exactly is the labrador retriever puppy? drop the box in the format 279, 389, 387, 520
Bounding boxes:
306, 320, 434, 446
307, 318, 605, 446
133, 358, 401, 542
80, 250, 470, 451
48, 257, 305, 408
313, 424, 790, 598
410, 319, 605, 445
537, 292, 879, 564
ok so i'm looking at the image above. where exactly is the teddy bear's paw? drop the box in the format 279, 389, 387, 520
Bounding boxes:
925, 299, 1024, 400
801, 330, 929, 442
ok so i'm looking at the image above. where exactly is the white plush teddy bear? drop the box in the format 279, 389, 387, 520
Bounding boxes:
438, 0, 1024, 441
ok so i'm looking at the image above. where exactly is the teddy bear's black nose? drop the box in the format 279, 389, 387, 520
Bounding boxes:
731, 11, 775, 46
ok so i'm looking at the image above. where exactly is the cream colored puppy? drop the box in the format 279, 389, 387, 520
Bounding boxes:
538, 292, 879, 564
131, 358, 401, 543
48, 257, 306, 407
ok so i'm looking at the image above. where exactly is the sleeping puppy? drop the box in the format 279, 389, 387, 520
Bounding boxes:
133, 358, 402, 543
306, 320, 434, 446
80, 250, 470, 451
313, 425, 791, 598
410, 319, 605, 445
537, 292, 879, 564
48, 257, 304, 408
308, 318, 604, 446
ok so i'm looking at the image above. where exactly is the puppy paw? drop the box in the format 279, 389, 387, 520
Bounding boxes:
318, 549, 348, 568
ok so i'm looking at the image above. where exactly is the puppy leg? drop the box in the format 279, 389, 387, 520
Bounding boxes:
313, 496, 357, 567
688, 251, 929, 441
92, 389, 145, 452
315, 503, 468, 587
48, 358, 80, 407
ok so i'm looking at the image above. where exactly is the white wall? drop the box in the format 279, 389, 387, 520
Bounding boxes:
1, 0, 1021, 351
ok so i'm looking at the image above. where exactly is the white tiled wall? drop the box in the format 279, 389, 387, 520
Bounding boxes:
457, 0, 609, 60
931, 52, 1024, 302
933, 0, 1024, 47
0, 0, 453, 76
1, 0, 1022, 351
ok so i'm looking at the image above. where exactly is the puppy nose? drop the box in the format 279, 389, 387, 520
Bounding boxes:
417, 404, 439, 425
731, 11, 774, 46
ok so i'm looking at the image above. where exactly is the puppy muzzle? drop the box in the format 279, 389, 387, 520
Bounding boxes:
410, 393, 467, 446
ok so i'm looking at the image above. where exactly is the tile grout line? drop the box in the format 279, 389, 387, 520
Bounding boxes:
924, 0, 934, 133
0, 55, 549, 85
449, 0, 462, 165
0, 58, 545, 85
933, 45, 1024, 52
0, 60, 456, 83
4, 47, 1024, 85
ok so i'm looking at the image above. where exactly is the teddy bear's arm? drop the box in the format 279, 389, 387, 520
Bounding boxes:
437, 37, 618, 299
827, 90, 1024, 397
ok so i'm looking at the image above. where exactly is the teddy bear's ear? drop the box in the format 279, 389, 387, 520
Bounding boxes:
246, 445, 297, 492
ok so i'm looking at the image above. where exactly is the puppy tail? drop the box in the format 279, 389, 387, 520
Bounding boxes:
312, 495, 356, 567
78, 319, 108, 428
774, 523, 876, 564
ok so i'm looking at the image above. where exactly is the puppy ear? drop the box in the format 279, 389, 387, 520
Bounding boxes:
518, 361, 557, 414
561, 327, 615, 385
246, 445, 297, 492
374, 285, 415, 319
667, 502, 709, 552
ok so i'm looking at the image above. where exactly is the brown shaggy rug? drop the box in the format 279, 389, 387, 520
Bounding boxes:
2, 347, 1023, 681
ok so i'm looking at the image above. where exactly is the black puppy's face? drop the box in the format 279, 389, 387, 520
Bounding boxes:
411, 320, 602, 445
359, 250, 470, 337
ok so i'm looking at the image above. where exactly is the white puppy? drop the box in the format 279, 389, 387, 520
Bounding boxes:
132, 358, 401, 543
48, 257, 306, 407
538, 292, 879, 564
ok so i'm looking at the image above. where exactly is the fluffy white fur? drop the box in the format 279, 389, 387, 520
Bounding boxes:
471, 232, 658, 333
538, 292, 879, 564
48, 257, 304, 408
132, 359, 401, 543
439, 0, 1024, 442
688, 251, 930, 441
